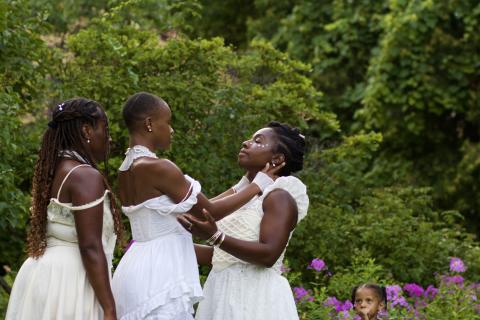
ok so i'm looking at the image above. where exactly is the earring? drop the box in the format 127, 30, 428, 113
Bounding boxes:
148, 127, 152, 132
272, 163, 276, 167
87, 139, 91, 144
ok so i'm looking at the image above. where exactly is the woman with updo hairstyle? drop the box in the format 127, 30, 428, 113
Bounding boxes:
177, 121, 309, 320
6, 98, 122, 320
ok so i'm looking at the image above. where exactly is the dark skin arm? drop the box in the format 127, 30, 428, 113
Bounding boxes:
193, 244, 213, 266
210, 188, 234, 201
66, 167, 116, 320
178, 189, 298, 267
147, 159, 283, 221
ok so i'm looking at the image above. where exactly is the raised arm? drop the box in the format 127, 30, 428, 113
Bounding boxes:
70, 168, 116, 320
178, 189, 298, 267
152, 158, 283, 221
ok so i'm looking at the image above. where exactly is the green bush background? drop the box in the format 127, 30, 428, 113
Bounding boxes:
1, 0, 480, 316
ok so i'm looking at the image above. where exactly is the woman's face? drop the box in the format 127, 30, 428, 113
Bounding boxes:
87, 115, 110, 162
354, 288, 385, 319
150, 103, 174, 150
238, 127, 277, 171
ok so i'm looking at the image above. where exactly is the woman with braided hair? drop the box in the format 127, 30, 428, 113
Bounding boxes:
177, 121, 309, 320
6, 98, 123, 320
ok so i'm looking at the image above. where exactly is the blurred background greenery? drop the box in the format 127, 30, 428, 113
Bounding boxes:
1, 0, 480, 316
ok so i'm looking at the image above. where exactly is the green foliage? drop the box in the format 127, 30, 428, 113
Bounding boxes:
0, 0, 55, 267
327, 253, 390, 301
357, 0, 480, 230
245, 0, 480, 233
288, 132, 480, 285
59, 7, 336, 194
192, 0, 255, 48
1, 3, 480, 319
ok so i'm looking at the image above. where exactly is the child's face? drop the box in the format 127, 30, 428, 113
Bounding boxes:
354, 287, 385, 319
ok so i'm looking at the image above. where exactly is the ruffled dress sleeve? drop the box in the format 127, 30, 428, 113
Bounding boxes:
140, 175, 202, 216
257, 176, 309, 222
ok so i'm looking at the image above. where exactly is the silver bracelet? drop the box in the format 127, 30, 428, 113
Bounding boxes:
206, 230, 222, 245
214, 232, 226, 247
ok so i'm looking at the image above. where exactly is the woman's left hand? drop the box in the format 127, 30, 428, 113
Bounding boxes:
177, 209, 218, 240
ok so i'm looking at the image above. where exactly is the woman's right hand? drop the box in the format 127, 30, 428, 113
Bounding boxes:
177, 209, 218, 240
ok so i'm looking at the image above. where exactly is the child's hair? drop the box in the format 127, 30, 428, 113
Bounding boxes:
122, 92, 168, 132
27, 98, 123, 258
266, 121, 305, 176
351, 283, 388, 307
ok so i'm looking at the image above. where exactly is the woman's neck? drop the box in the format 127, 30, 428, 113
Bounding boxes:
246, 170, 259, 182
129, 135, 155, 152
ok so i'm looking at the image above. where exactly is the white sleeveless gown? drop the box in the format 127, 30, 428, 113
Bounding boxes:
195, 176, 309, 320
6, 164, 117, 320
112, 146, 203, 320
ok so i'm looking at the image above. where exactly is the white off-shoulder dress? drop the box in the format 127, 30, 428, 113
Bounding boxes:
195, 176, 309, 320
6, 164, 117, 320
112, 146, 203, 320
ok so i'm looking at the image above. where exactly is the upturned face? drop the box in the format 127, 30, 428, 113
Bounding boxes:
238, 127, 280, 171
354, 288, 385, 319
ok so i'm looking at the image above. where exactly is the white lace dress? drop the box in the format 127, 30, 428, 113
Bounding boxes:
195, 176, 309, 320
6, 164, 117, 320
111, 146, 203, 320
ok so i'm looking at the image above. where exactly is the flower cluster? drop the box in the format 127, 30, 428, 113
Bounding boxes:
292, 257, 479, 319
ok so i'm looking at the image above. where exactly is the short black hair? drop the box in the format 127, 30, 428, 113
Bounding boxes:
351, 284, 388, 307
267, 121, 305, 176
122, 92, 167, 132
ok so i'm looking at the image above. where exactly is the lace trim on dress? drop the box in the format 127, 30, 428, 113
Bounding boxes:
119, 145, 157, 171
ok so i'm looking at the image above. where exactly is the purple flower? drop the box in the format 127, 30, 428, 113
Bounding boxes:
323, 297, 352, 312
324, 296, 341, 308
308, 258, 326, 272
339, 300, 353, 311
293, 287, 314, 303
386, 285, 402, 300
424, 285, 438, 300
391, 295, 409, 308
450, 257, 467, 273
386, 285, 409, 308
442, 275, 464, 286
293, 287, 308, 300
403, 283, 424, 298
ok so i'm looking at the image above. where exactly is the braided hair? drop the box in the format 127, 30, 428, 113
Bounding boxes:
267, 121, 305, 176
122, 92, 167, 132
28, 98, 123, 258
351, 284, 388, 308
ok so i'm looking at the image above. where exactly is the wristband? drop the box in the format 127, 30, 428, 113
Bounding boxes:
232, 176, 250, 193
252, 171, 274, 192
